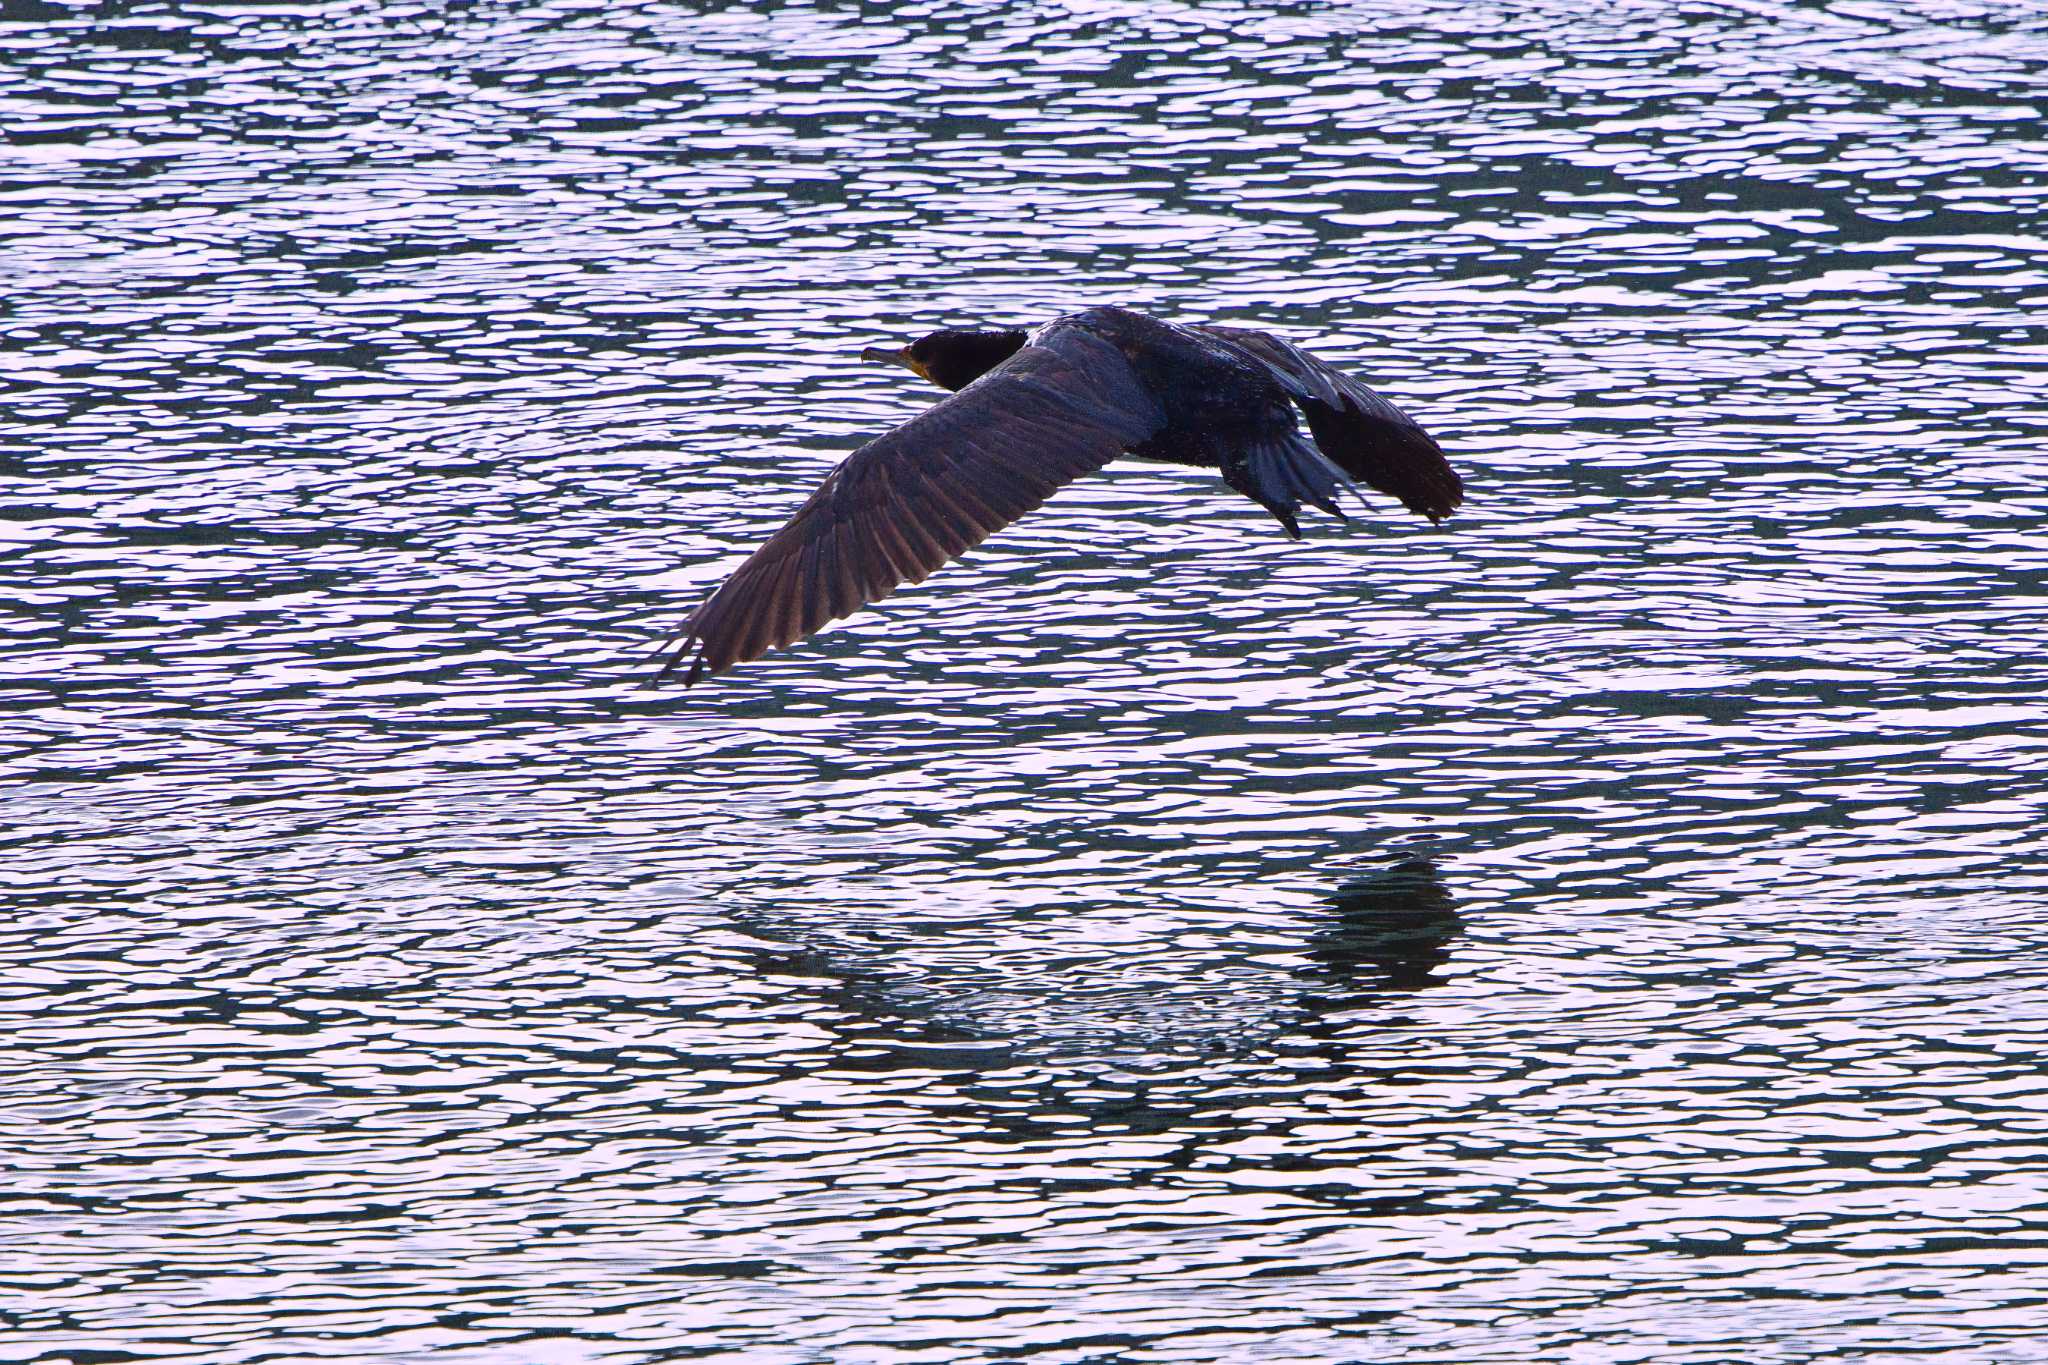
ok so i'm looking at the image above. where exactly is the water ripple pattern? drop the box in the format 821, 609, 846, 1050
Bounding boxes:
5, 1, 2048, 1361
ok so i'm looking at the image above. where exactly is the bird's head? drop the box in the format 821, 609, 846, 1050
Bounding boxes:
861, 327, 1027, 392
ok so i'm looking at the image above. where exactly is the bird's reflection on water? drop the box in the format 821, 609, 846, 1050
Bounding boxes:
1299, 853, 1462, 1002
734, 849, 1462, 1069
728, 852, 1464, 1169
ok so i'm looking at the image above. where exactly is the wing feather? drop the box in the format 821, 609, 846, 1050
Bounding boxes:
663, 332, 1161, 683
1198, 325, 1463, 522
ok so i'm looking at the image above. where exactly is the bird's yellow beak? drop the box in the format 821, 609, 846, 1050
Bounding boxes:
861, 345, 930, 381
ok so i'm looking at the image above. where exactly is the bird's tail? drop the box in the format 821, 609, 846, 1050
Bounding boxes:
1221, 430, 1359, 539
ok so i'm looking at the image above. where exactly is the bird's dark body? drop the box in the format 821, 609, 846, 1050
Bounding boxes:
1055, 308, 1283, 471
658, 306, 1463, 683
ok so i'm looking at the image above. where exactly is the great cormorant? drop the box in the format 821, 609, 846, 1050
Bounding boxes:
657, 306, 1461, 684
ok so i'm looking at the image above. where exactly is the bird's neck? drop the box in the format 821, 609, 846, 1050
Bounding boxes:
930, 329, 1027, 390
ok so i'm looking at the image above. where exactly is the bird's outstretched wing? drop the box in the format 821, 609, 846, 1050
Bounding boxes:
659, 331, 1163, 684
1197, 325, 1463, 522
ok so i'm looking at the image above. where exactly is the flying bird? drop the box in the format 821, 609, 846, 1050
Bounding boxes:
657, 305, 1461, 684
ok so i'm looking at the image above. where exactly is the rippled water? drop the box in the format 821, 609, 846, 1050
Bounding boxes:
7, 1, 2048, 1360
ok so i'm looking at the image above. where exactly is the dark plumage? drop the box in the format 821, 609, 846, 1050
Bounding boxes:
657, 306, 1462, 684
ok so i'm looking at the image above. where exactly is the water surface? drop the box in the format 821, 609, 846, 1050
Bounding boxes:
6, 1, 2048, 1360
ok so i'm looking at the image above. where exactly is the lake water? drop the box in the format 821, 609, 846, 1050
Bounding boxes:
6, 1, 2048, 1361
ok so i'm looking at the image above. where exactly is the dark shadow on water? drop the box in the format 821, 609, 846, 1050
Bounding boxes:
731, 849, 1462, 1070
719, 850, 1471, 1179
1299, 853, 1462, 1005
